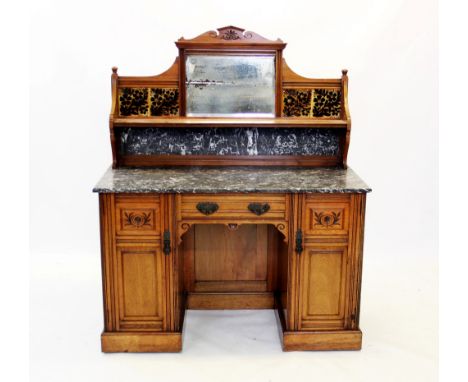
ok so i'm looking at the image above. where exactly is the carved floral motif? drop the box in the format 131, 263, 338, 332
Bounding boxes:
217, 26, 252, 40
221, 29, 241, 40
314, 211, 341, 227
124, 211, 152, 228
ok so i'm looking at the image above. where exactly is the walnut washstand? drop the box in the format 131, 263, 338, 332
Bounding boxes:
93, 26, 371, 352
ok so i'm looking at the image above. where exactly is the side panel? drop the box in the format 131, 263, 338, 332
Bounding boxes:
99, 194, 116, 331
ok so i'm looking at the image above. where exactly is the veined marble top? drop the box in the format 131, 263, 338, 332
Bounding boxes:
93, 166, 371, 194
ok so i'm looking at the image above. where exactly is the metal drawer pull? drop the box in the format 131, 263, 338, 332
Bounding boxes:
247, 202, 270, 216
196, 202, 219, 215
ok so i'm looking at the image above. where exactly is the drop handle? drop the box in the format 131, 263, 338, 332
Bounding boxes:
196, 202, 219, 215
295, 229, 303, 255
163, 230, 171, 256
248, 203, 270, 216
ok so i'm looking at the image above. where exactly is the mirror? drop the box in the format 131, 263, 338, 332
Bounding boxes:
185, 55, 276, 117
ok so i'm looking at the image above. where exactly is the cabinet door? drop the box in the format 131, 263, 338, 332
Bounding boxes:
298, 244, 349, 330
115, 245, 166, 331
297, 194, 352, 331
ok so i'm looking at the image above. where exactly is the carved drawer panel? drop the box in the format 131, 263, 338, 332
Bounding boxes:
303, 195, 350, 236
179, 194, 287, 221
115, 195, 161, 236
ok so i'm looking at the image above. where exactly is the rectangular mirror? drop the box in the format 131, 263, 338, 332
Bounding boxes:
185, 55, 276, 117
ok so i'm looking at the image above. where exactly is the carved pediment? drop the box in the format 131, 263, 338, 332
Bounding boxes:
216, 26, 253, 41
176, 26, 286, 48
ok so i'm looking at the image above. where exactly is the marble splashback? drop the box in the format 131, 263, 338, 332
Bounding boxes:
117, 127, 341, 157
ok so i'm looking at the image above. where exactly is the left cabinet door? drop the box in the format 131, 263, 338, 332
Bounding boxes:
99, 194, 168, 332
115, 244, 166, 331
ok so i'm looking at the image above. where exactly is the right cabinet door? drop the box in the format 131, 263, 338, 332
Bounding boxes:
298, 244, 349, 330
297, 194, 364, 331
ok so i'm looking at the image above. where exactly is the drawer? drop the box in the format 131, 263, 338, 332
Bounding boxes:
179, 194, 287, 220
114, 194, 161, 236
303, 194, 350, 236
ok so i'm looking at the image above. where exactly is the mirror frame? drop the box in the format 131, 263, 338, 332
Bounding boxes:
176, 26, 287, 117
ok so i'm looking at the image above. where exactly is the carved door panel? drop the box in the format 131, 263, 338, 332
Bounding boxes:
115, 245, 167, 331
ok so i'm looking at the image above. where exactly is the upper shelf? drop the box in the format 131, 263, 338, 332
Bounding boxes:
112, 117, 348, 128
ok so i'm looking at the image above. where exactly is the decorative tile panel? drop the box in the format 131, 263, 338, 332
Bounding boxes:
282, 89, 312, 117
283, 88, 342, 118
150, 88, 179, 116
118, 87, 180, 117
312, 89, 341, 118
119, 88, 149, 116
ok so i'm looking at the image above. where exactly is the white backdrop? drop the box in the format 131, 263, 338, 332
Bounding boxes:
30, 0, 438, 381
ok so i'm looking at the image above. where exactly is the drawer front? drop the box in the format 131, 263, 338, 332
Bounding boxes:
303, 195, 350, 236
115, 194, 161, 236
179, 194, 287, 220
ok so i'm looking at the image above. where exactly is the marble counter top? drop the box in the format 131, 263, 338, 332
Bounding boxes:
93, 166, 371, 194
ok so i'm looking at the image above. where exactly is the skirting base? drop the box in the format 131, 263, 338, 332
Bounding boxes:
274, 308, 362, 351
281, 329, 362, 351
102, 308, 363, 352
101, 331, 182, 353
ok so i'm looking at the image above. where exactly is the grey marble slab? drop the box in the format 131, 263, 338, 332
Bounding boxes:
117, 127, 340, 156
93, 167, 371, 194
